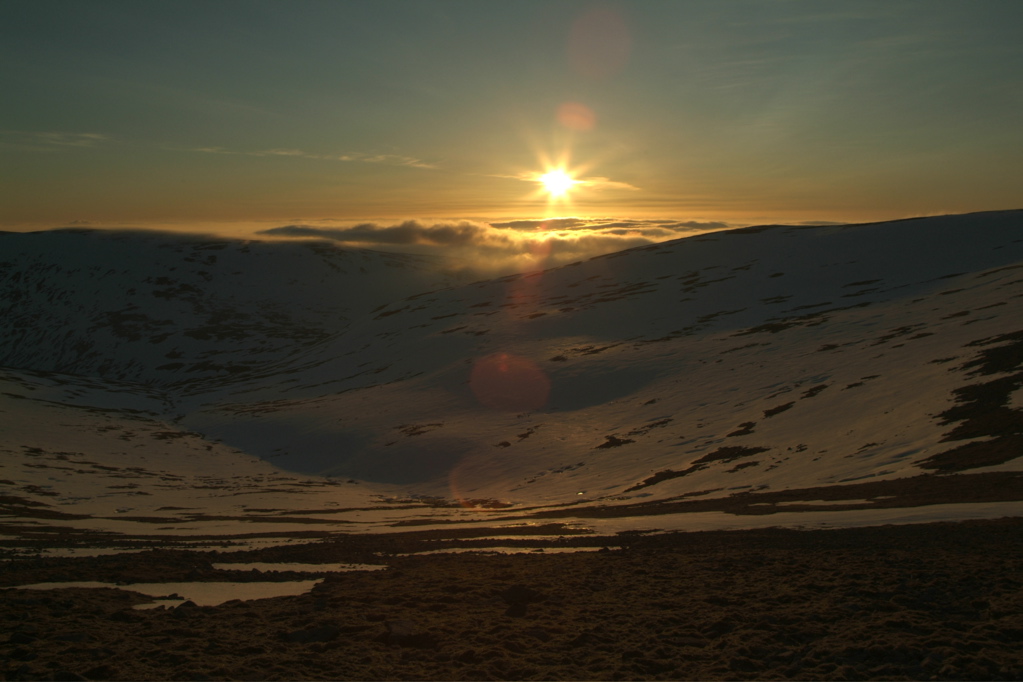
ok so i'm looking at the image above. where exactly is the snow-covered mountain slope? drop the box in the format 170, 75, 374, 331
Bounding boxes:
0, 229, 458, 390
2, 211, 1022, 546
183, 212, 1023, 489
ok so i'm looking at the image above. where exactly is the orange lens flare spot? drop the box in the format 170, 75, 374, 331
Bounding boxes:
557, 101, 596, 131
469, 352, 550, 412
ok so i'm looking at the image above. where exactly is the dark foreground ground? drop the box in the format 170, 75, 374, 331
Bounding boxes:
1, 518, 1022, 681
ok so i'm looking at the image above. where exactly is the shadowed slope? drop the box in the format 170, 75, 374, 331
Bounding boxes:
0, 229, 457, 389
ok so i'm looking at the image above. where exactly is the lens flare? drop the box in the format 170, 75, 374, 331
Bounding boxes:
557, 101, 596, 131
469, 352, 550, 412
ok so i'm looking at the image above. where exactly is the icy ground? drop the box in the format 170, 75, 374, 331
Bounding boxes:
2, 211, 1022, 551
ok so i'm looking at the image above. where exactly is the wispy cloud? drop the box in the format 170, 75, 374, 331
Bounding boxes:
188, 146, 236, 155
1, 131, 109, 150
576, 176, 641, 191
255, 148, 308, 158
335, 153, 437, 169
187, 145, 437, 169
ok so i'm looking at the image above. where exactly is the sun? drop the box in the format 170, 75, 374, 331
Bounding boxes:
538, 169, 577, 197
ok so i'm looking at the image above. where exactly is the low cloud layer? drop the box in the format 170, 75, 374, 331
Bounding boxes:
262, 221, 501, 247
257, 217, 734, 274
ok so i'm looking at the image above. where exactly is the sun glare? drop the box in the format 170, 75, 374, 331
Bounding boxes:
539, 169, 577, 197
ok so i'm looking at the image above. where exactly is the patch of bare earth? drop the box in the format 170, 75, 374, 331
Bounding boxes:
918, 329, 1023, 473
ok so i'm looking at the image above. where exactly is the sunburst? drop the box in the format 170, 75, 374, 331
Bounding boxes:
538, 169, 578, 197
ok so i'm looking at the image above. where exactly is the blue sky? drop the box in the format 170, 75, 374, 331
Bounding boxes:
2, 0, 1021, 235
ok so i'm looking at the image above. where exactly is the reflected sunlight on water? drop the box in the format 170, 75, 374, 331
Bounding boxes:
9, 580, 323, 608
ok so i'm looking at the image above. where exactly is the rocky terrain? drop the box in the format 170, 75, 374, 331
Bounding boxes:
2, 519, 1022, 681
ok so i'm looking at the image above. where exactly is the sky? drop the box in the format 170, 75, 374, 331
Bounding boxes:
2, 0, 1021, 254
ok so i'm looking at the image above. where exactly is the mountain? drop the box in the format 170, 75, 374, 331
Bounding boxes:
0, 228, 459, 389
2, 211, 1022, 548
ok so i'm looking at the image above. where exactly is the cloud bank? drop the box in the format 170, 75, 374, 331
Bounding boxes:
257, 217, 732, 274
